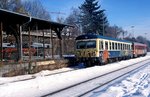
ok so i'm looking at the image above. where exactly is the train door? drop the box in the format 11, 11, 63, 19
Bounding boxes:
102, 40, 109, 64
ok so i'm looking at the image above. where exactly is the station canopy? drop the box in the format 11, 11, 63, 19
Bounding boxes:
0, 8, 72, 38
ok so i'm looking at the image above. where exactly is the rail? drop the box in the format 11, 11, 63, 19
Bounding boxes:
43, 58, 150, 97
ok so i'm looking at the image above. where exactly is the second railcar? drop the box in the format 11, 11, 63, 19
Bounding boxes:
132, 42, 147, 57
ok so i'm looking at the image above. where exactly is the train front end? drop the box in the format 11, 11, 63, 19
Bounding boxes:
75, 35, 99, 66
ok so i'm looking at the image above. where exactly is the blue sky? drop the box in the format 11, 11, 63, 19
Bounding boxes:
40, 0, 150, 39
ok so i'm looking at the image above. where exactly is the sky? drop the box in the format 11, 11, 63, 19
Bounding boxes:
40, 0, 150, 39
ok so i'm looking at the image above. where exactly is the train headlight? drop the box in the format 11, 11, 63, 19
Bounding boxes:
76, 51, 80, 56
92, 50, 97, 56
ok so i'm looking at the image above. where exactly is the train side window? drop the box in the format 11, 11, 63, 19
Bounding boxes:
101, 41, 103, 50
99, 40, 103, 50
129, 45, 131, 50
123, 44, 125, 50
130, 45, 131, 50
105, 41, 108, 50
124, 44, 126, 50
115, 43, 117, 50
118, 43, 120, 50
121, 44, 122, 50
109, 42, 112, 50
127, 45, 129, 50
120, 43, 121, 50
99, 41, 101, 50
112, 42, 114, 50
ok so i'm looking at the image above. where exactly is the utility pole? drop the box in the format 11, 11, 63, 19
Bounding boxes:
102, 10, 106, 36
49, 11, 66, 21
103, 18, 104, 36
131, 26, 134, 38
144, 33, 147, 40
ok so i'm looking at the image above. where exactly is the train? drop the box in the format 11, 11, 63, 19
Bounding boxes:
75, 34, 147, 66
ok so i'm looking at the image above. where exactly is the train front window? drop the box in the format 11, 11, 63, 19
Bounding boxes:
76, 40, 96, 49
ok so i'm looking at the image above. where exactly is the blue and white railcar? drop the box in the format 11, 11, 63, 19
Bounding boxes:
75, 34, 132, 66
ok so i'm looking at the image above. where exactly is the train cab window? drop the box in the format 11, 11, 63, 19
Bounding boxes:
86, 41, 96, 48
105, 41, 108, 50
76, 41, 86, 49
76, 40, 96, 49
112, 42, 114, 50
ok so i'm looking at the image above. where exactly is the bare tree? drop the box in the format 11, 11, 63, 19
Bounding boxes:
0, 0, 25, 13
0, 0, 11, 9
22, 0, 50, 20
106, 25, 126, 39
65, 7, 82, 37
56, 17, 65, 23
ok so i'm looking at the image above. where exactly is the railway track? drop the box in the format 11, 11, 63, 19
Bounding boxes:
42, 58, 150, 97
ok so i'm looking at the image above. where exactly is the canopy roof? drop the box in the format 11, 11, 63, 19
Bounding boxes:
0, 8, 72, 34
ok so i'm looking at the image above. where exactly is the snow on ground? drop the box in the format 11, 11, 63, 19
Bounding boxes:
0, 54, 150, 97
0, 68, 75, 85
91, 64, 150, 97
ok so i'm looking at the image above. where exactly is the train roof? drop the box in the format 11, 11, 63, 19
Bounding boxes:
133, 42, 147, 47
76, 34, 132, 43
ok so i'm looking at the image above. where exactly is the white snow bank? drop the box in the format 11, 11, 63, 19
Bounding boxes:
0, 68, 74, 85
0, 55, 150, 97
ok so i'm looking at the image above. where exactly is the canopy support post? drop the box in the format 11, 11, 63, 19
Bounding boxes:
51, 28, 54, 59
0, 22, 3, 65
42, 31, 45, 59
